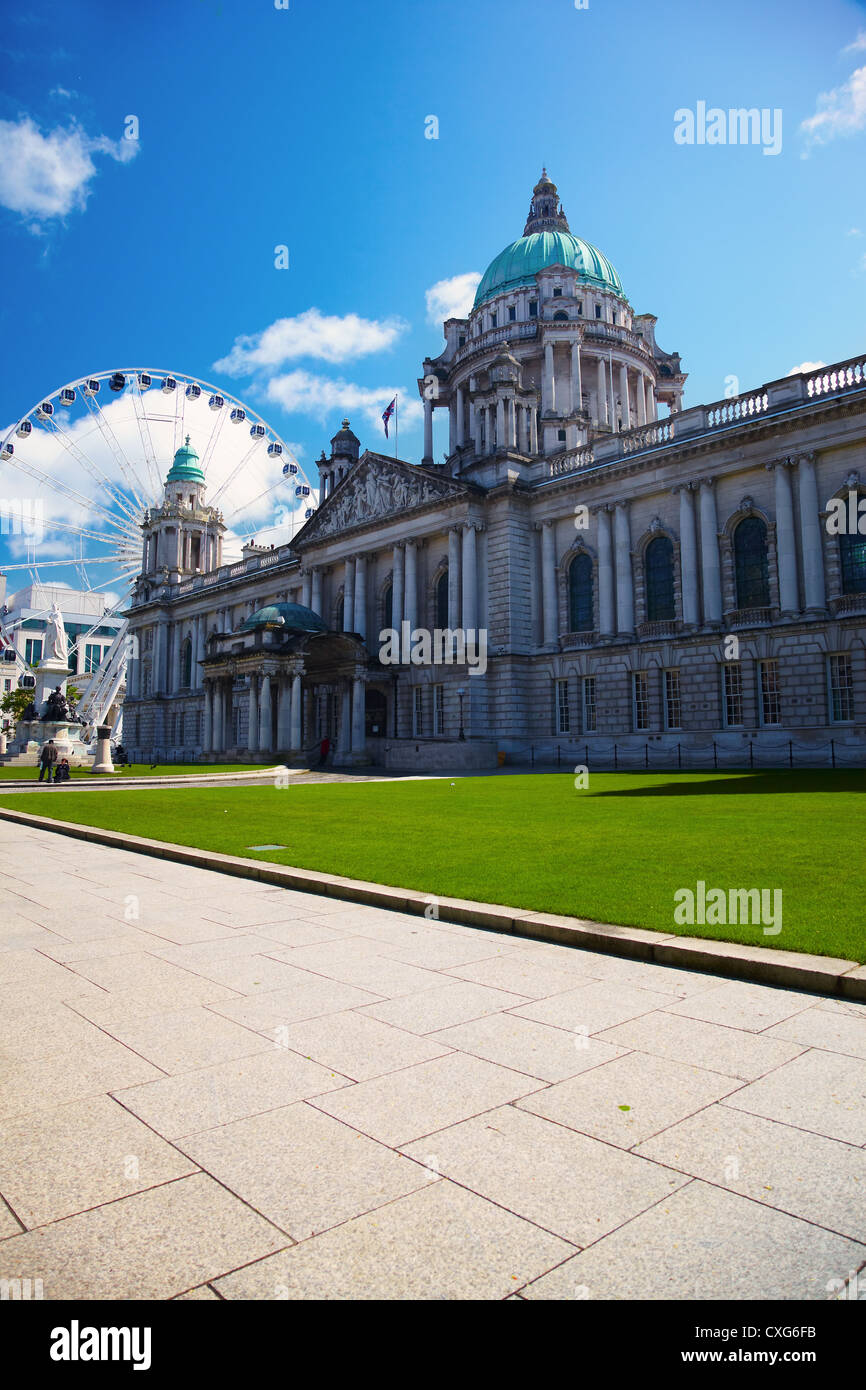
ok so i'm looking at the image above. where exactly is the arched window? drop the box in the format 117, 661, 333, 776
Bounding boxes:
180, 638, 192, 689
734, 516, 770, 609
840, 528, 866, 594
568, 553, 594, 632
435, 570, 449, 629
645, 536, 675, 621
383, 582, 393, 631
552, 310, 569, 322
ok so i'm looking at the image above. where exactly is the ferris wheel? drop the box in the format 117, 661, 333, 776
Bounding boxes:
0, 368, 319, 730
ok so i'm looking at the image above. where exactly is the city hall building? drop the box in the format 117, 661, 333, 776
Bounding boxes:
123, 172, 866, 769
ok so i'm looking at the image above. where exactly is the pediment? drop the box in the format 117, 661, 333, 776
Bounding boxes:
294, 452, 470, 546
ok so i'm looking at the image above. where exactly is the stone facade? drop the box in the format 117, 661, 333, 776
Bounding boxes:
122, 175, 866, 770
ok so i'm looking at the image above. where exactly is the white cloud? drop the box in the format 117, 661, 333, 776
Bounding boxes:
843, 32, 866, 55
801, 64, 866, 150
214, 308, 408, 375
425, 272, 481, 326
0, 116, 138, 226
264, 369, 423, 435
787, 360, 826, 375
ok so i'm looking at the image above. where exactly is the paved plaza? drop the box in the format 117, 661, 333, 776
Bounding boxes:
0, 821, 863, 1301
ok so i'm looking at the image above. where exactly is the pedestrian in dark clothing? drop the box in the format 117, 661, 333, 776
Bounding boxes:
318, 736, 331, 767
38, 741, 58, 782
54, 758, 71, 783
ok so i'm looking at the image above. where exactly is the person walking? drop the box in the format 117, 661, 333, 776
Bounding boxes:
38, 740, 58, 783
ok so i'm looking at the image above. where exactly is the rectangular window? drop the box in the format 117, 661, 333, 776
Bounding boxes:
24, 638, 43, 666
432, 684, 444, 736
759, 660, 780, 726
85, 643, 103, 673
528, 300, 538, 318
632, 672, 649, 731
3, 679, 10, 692
723, 663, 743, 727
508, 305, 516, 322
595, 304, 602, 319
458, 335, 465, 348
489, 313, 497, 329
664, 669, 682, 730
828, 653, 854, 723
412, 686, 423, 737
552, 287, 563, 298
576, 301, 583, 316
555, 678, 570, 735
582, 677, 597, 733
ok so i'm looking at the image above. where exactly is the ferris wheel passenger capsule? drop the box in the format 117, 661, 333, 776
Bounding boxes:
137, 372, 152, 389
16, 419, 32, 438
249, 423, 266, 440
282, 461, 298, 476
295, 484, 310, 497
0, 439, 13, 460
185, 383, 201, 400
59, 388, 76, 407
267, 442, 282, 458
109, 372, 126, 393
36, 401, 54, 420
208, 394, 224, 411
304, 507, 316, 519
82, 378, 100, 396
230, 408, 246, 425
162, 376, 177, 393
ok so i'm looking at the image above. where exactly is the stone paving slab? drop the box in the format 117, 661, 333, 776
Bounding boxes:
520, 1181, 866, 1301
0, 819, 864, 1301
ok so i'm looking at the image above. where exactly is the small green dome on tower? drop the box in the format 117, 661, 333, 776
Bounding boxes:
166, 435, 205, 485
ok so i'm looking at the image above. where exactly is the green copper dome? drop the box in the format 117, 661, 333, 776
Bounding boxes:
240, 602, 327, 634
166, 435, 205, 484
474, 230, 624, 308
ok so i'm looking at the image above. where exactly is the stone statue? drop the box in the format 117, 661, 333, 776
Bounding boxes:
43, 686, 70, 722
44, 603, 68, 665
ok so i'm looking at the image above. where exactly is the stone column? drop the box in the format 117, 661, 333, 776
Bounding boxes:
311, 567, 322, 617
353, 554, 367, 640
343, 557, 355, 632
797, 453, 826, 613
461, 524, 478, 631
258, 673, 272, 752
404, 540, 418, 631
646, 379, 656, 421
636, 373, 647, 426
543, 341, 556, 414
448, 527, 461, 629
496, 396, 505, 451
699, 479, 722, 624
152, 618, 166, 695
212, 682, 223, 753
301, 571, 312, 608
391, 544, 404, 629
598, 358, 608, 425
677, 483, 699, 627
769, 460, 799, 617
423, 397, 434, 465
290, 673, 302, 749
277, 677, 291, 748
456, 385, 465, 448
508, 397, 517, 449
614, 502, 634, 634
170, 623, 182, 693
351, 677, 365, 752
339, 682, 351, 754
468, 395, 475, 449
571, 342, 582, 416
247, 676, 259, 752
195, 615, 206, 688
529, 406, 538, 454
619, 363, 630, 430
596, 507, 614, 637
541, 521, 558, 645
202, 683, 213, 752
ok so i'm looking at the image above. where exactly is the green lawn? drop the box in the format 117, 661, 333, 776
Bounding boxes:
0, 763, 270, 780
1, 770, 862, 961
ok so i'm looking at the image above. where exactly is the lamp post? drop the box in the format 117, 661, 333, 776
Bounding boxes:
457, 687, 466, 741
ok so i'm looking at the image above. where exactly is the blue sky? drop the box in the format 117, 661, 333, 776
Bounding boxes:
1, 0, 865, 593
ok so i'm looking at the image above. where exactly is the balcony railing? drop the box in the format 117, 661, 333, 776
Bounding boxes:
637, 619, 679, 639
560, 630, 598, 649
727, 607, 773, 629
830, 591, 866, 616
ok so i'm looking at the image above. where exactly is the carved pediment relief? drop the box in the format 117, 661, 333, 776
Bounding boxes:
297, 453, 468, 544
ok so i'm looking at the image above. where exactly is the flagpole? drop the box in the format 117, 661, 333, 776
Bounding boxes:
394, 393, 398, 460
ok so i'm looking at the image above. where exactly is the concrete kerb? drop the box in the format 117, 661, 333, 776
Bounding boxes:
0, 803, 861, 1002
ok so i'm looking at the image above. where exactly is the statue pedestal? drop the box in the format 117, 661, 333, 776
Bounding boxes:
91, 724, 115, 775
34, 658, 71, 713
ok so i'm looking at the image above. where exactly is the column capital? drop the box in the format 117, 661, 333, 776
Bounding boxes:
764, 457, 796, 473
590, 502, 613, 516
796, 450, 817, 468
671, 480, 697, 495
698, 476, 716, 490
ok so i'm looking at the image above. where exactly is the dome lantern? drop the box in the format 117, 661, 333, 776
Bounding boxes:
165, 434, 205, 486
